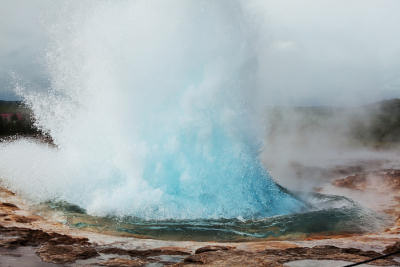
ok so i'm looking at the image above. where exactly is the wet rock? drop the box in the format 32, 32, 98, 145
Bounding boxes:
99, 257, 147, 267
0, 187, 16, 196
0, 237, 23, 248
341, 247, 382, 258
182, 250, 284, 267
383, 241, 400, 254
0, 226, 54, 248
99, 247, 190, 257
9, 215, 38, 223
0, 202, 19, 210
0, 225, 99, 263
179, 245, 399, 266
46, 235, 90, 246
195, 245, 233, 254
37, 243, 99, 264
0, 225, 90, 248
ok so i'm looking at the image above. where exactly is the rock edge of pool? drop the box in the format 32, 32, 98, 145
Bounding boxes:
1, 162, 400, 266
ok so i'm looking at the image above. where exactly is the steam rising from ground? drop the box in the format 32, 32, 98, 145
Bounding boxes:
262, 105, 400, 192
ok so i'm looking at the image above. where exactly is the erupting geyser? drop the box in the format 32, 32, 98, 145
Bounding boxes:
0, 1, 304, 220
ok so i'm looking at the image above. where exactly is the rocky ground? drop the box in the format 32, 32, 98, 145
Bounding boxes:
0, 165, 400, 266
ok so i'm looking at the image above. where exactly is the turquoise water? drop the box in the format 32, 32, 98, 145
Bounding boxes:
46, 193, 387, 242
2, 1, 309, 220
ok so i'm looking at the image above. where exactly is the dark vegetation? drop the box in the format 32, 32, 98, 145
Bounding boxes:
0, 100, 40, 138
267, 98, 400, 148
352, 99, 400, 145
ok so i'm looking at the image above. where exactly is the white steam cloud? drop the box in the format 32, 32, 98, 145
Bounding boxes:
0, 0, 399, 104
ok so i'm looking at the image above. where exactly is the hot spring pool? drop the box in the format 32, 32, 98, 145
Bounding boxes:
41, 192, 388, 242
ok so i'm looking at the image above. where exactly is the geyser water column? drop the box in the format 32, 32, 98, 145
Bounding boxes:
2, 0, 304, 219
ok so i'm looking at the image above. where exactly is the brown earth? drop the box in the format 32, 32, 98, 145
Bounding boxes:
0, 167, 400, 266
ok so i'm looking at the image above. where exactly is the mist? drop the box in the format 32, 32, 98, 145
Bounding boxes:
243, 0, 400, 191
1, 0, 399, 105
261, 103, 400, 192
0, 0, 400, 203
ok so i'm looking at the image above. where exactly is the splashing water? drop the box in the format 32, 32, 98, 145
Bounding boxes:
0, 1, 305, 220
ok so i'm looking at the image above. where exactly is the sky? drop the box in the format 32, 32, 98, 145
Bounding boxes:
252, 0, 400, 105
0, 0, 399, 105
0, 0, 51, 100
